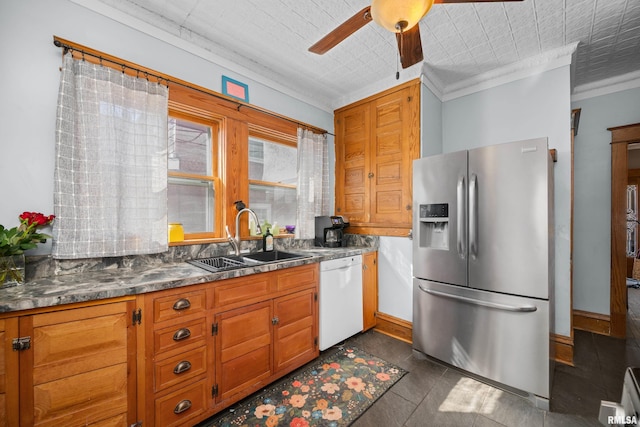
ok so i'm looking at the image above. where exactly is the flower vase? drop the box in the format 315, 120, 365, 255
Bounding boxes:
0, 254, 26, 287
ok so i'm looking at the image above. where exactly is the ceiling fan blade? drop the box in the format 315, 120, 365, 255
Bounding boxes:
396, 25, 423, 69
309, 6, 372, 54
434, 0, 522, 3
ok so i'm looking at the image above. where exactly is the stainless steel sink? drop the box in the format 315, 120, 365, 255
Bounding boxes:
188, 251, 308, 273
242, 250, 308, 263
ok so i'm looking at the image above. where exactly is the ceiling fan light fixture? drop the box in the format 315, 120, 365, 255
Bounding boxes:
370, 0, 434, 33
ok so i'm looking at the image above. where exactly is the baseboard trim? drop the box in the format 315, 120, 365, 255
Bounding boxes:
573, 309, 611, 336
551, 333, 574, 366
373, 312, 412, 344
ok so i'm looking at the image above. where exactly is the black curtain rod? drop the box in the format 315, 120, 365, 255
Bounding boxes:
53, 39, 331, 136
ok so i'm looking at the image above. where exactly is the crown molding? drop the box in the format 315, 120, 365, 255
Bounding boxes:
422, 43, 579, 102
68, 0, 335, 114
571, 70, 640, 102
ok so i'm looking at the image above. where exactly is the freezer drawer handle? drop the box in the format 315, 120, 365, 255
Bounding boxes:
420, 286, 538, 313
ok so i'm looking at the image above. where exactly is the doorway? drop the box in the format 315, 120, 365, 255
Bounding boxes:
610, 123, 640, 338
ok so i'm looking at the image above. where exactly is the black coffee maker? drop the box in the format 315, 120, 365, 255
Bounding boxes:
314, 216, 349, 247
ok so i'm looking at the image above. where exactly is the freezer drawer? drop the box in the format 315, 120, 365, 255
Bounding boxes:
412, 279, 551, 399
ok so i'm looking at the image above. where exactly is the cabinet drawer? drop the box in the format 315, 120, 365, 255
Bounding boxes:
213, 274, 272, 308
152, 289, 206, 324
275, 264, 318, 292
154, 317, 208, 355
155, 379, 209, 427
155, 345, 207, 392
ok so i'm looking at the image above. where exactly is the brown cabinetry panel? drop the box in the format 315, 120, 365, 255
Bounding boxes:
153, 317, 208, 356
275, 264, 318, 292
152, 289, 206, 324
335, 80, 420, 235
154, 345, 208, 393
215, 302, 272, 402
17, 301, 136, 427
273, 289, 317, 374
362, 252, 378, 331
154, 379, 209, 427
0, 317, 18, 427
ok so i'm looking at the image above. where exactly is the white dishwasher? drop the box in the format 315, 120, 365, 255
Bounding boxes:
319, 255, 363, 351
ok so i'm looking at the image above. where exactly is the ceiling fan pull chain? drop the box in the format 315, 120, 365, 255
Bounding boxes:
396, 23, 404, 80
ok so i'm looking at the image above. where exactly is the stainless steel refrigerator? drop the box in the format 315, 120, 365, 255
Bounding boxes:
412, 138, 554, 406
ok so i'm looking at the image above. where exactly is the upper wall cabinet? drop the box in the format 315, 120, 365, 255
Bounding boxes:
334, 80, 421, 236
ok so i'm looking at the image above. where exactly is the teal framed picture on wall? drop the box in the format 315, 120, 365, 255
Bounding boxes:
222, 76, 249, 103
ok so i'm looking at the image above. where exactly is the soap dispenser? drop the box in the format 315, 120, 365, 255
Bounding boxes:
263, 228, 274, 252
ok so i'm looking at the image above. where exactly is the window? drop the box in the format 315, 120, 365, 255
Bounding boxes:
248, 135, 297, 235
167, 111, 221, 239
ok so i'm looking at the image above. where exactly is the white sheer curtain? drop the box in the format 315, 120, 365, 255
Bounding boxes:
52, 53, 169, 259
296, 128, 330, 239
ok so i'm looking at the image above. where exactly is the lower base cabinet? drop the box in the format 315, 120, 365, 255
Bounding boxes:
141, 263, 320, 426
0, 300, 138, 427
0, 263, 319, 426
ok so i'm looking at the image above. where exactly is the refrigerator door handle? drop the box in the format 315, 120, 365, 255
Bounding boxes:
419, 285, 538, 313
457, 175, 466, 259
469, 173, 478, 260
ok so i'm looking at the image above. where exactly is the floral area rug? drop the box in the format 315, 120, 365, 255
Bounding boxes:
202, 346, 407, 427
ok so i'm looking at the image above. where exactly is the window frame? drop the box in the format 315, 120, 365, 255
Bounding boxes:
248, 130, 298, 235
53, 37, 326, 246
167, 107, 223, 240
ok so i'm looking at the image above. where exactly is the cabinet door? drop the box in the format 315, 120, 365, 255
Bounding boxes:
335, 102, 370, 224
273, 289, 318, 374
215, 301, 272, 403
0, 317, 18, 427
19, 301, 136, 427
362, 252, 378, 331
369, 85, 419, 226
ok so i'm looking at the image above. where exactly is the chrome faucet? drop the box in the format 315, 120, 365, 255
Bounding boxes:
225, 208, 262, 256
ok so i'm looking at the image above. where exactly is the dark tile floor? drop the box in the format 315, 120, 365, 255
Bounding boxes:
344, 287, 640, 427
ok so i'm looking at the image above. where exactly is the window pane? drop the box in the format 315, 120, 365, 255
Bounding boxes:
249, 184, 297, 232
249, 138, 297, 184
168, 178, 215, 233
168, 118, 212, 175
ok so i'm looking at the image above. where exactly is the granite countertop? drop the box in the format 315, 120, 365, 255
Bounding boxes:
0, 247, 375, 314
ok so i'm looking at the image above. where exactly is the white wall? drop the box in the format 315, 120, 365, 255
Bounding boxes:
572, 87, 640, 314
442, 66, 573, 336
0, 0, 334, 248
378, 237, 413, 321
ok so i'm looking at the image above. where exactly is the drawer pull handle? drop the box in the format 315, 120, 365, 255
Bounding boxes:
173, 360, 192, 375
173, 399, 192, 415
173, 328, 191, 341
173, 298, 191, 311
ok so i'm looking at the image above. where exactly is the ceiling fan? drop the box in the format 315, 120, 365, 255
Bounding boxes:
309, 0, 523, 70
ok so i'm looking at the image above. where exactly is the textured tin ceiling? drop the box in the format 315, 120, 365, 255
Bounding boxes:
87, 0, 640, 110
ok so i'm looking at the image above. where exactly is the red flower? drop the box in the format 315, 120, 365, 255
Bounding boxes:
19, 212, 55, 227
0, 212, 55, 256
289, 417, 309, 427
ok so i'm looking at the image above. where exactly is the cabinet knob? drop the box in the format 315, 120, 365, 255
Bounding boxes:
173, 298, 191, 311
173, 360, 192, 375
173, 399, 192, 415
368, 172, 374, 178
272, 316, 279, 325
173, 328, 191, 341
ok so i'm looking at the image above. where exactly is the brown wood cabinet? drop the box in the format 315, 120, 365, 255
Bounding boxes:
1, 300, 137, 427
0, 317, 18, 427
140, 263, 319, 426
362, 251, 378, 331
335, 80, 421, 236
141, 285, 210, 427
211, 265, 319, 413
